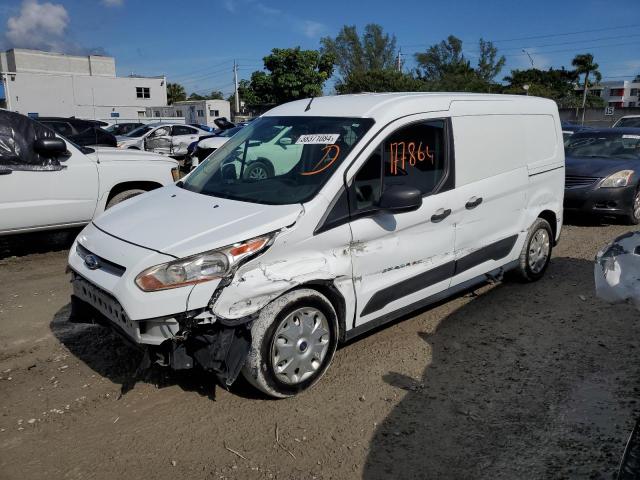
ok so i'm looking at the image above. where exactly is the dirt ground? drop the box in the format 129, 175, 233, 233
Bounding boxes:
1, 221, 639, 480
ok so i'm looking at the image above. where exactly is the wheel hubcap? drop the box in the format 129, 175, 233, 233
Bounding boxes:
528, 228, 550, 274
248, 167, 268, 179
633, 192, 640, 219
271, 307, 330, 385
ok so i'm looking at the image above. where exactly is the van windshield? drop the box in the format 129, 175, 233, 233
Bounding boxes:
180, 116, 374, 205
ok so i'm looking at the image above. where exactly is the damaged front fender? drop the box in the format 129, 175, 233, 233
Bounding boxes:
209, 220, 355, 323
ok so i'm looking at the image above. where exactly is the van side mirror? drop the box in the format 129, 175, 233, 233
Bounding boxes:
278, 137, 293, 147
33, 138, 67, 157
378, 185, 422, 213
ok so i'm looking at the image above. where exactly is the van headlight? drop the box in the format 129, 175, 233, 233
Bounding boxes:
135, 235, 273, 291
600, 170, 634, 188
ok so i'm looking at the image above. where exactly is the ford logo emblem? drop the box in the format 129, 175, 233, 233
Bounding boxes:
84, 254, 100, 270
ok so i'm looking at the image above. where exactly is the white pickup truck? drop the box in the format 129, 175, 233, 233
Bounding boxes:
0, 110, 179, 236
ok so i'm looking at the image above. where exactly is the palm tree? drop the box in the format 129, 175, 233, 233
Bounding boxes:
166, 82, 186, 105
572, 53, 601, 125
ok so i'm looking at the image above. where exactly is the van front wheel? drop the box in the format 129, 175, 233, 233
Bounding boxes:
514, 218, 553, 282
242, 289, 339, 398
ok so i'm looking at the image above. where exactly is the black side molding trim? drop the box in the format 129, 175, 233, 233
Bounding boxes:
528, 165, 564, 177
360, 235, 518, 316
360, 261, 455, 316
345, 261, 518, 341
454, 235, 518, 275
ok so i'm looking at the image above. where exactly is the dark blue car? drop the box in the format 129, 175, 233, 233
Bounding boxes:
564, 128, 640, 224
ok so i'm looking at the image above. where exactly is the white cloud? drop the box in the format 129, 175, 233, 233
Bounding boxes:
6, 0, 69, 51
301, 21, 325, 39
101, 0, 124, 6
226, 0, 326, 39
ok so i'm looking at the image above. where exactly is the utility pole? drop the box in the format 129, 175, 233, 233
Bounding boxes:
396, 49, 403, 72
233, 60, 240, 115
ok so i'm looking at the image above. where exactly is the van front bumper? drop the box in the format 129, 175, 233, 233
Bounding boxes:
67, 223, 254, 385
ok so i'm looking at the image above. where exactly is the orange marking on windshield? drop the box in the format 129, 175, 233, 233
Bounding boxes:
301, 144, 341, 176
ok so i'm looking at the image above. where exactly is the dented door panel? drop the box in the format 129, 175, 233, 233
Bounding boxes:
349, 191, 458, 326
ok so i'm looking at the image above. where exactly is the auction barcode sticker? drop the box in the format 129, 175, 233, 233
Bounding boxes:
296, 134, 340, 145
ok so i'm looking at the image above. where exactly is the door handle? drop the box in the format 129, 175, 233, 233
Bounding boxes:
0, 168, 12, 175
431, 208, 451, 223
465, 196, 483, 210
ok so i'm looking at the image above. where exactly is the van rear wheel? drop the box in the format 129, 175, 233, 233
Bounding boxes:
242, 288, 339, 398
514, 217, 552, 282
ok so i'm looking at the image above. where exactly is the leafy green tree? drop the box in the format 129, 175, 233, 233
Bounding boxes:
477, 39, 506, 82
414, 35, 505, 92
415, 35, 470, 81
249, 47, 334, 105
188, 92, 206, 100
209, 90, 224, 100
336, 69, 426, 94
320, 24, 397, 80
572, 53, 601, 122
166, 82, 186, 105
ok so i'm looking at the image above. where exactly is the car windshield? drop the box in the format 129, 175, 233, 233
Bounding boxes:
565, 132, 640, 159
217, 126, 242, 138
125, 125, 153, 137
180, 116, 374, 205
616, 118, 640, 128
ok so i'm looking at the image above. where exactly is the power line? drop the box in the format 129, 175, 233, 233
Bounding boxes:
399, 23, 640, 50
491, 23, 640, 43
169, 59, 234, 80
496, 32, 640, 53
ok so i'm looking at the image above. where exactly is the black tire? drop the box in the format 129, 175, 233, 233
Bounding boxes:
513, 217, 553, 282
624, 188, 640, 225
106, 189, 146, 209
242, 288, 339, 398
243, 160, 273, 180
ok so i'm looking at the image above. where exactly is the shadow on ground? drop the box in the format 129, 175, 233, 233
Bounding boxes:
49, 304, 263, 401
0, 228, 81, 260
363, 257, 640, 479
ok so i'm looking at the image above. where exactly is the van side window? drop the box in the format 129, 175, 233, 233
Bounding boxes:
353, 148, 382, 210
383, 120, 446, 194
352, 119, 448, 212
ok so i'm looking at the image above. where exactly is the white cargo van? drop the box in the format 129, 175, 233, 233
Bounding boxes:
67, 93, 564, 397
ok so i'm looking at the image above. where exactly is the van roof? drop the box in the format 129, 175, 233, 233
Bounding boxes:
264, 92, 556, 120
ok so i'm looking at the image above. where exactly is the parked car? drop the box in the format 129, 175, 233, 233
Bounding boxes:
116, 123, 209, 157
595, 230, 640, 307
189, 123, 215, 132
0, 110, 179, 235
105, 122, 144, 136
613, 115, 640, 128
188, 125, 244, 164
67, 93, 564, 398
38, 117, 117, 147
563, 128, 640, 224
561, 121, 591, 142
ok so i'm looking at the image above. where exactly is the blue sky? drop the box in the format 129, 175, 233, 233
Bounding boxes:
1, 0, 639, 99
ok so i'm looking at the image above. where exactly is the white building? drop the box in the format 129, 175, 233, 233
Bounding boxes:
577, 76, 640, 108
146, 99, 231, 127
0, 48, 167, 121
